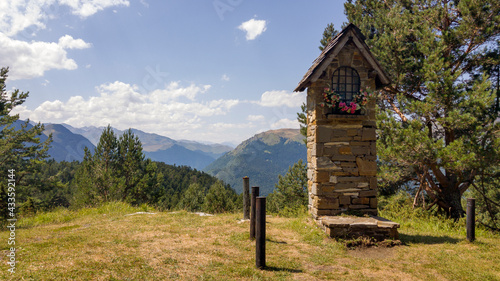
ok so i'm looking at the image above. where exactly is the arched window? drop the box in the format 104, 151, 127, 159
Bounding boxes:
332, 66, 360, 102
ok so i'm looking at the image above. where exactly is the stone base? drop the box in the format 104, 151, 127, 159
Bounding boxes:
316, 215, 399, 241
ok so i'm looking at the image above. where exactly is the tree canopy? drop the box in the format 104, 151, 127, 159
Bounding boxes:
343, 0, 500, 219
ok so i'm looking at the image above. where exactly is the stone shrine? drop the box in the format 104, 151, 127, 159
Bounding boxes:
294, 24, 399, 240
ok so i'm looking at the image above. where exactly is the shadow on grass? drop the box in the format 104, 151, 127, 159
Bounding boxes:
262, 266, 303, 273
266, 238, 287, 244
400, 233, 460, 244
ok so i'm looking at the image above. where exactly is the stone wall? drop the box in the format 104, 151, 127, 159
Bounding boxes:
307, 41, 378, 219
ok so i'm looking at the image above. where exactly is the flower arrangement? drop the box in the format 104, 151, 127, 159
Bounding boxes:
320, 87, 376, 114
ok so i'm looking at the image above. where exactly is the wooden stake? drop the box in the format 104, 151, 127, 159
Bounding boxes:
467, 198, 475, 242
250, 186, 259, 239
256, 196, 266, 269
243, 177, 250, 220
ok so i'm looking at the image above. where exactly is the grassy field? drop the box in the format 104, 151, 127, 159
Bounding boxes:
1, 202, 499, 281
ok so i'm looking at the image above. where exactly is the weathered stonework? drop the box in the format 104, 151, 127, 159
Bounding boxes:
295, 24, 399, 240
305, 42, 379, 218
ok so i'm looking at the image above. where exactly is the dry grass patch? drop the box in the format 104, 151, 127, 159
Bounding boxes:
0, 202, 499, 280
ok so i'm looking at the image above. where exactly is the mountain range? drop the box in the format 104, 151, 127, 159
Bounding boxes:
57, 124, 233, 170
204, 129, 307, 196
13, 121, 306, 195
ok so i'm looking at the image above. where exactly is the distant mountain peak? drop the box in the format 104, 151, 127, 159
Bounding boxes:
204, 128, 306, 196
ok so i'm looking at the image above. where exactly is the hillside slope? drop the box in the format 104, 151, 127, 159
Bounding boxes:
43, 124, 96, 162
204, 128, 306, 195
62, 124, 232, 169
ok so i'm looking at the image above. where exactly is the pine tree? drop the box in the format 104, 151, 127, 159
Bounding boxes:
118, 129, 145, 202
267, 160, 308, 215
319, 23, 339, 51
0, 67, 52, 221
178, 183, 205, 212
202, 182, 235, 214
344, 0, 500, 219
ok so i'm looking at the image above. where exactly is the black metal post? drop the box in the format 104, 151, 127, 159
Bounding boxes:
256, 196, 266, 269
243, 177, 250, 220
467, 198, 475, 242
250, 186, 259, 239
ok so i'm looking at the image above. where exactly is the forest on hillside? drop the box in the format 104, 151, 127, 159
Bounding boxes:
0, 69, 240, 220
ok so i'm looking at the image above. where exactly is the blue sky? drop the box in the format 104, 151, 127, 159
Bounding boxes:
2, 0, 347, 145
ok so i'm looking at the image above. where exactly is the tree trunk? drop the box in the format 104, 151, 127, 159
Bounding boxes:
440, 186, 465, 220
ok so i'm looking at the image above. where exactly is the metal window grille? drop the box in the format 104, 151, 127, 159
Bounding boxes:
332, 66, 360, 102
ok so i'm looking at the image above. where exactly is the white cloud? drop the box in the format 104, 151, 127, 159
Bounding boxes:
0, 0, 130, 36
238, 18, 267, 40
148, 81, 211, 102
0, 33, 91, 80
58, 0, 130, 18
247, 114, 265, 122
258, 90, 305, 107
0, 0, 124, 80
270, 118, 299, 129
221, 74, 230, 81
58, 35, 92, 49
12, 81, 241, 141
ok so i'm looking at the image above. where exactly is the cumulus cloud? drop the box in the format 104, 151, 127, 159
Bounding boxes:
58, 35, 92, 49
270, 118, 300, 129
258, 90, 305, 107
238, 18, 267, 40
221, 74, 230, 81
247, 114, 265, 122
0, 0, 126, 80
0, 33, 91, 80
12, 81, 241, 140
0, 0, 129, 36
58, 0, 130, 18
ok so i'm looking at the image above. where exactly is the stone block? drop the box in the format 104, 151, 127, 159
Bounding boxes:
370, 197, 378, 209
332, 129, 348, 137
313, 197, 339, 209
337, 176, 366, 182
340, 162, 357, 168
341, 167, 359, 176
312, 143, 324, 157
351, 146, 371, 155
339, 196, 351, 205
325, 141, 350, 146
343, 192, 359, 196
334, 183, 359, 190
357, 182, 369, 188
359, 190, 378, 197
315, 171, 330, 183
310, 183, 319, 195
307, 169, 314, 180
331, 155, 356, 162
352, 197, 370, 205
349, 204, 370, 209
370, 142, 376, 155
316, 125, 333, 143
316, 157, 334, 170
362, 120, 376, 127
338, 146, 352, 155
356, 157, 377, 176
350, 141, 371, 146
330, 176, 338, 184
311, 208, 342, 217
347, 128, 360, 137
362, 128, 377, 141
